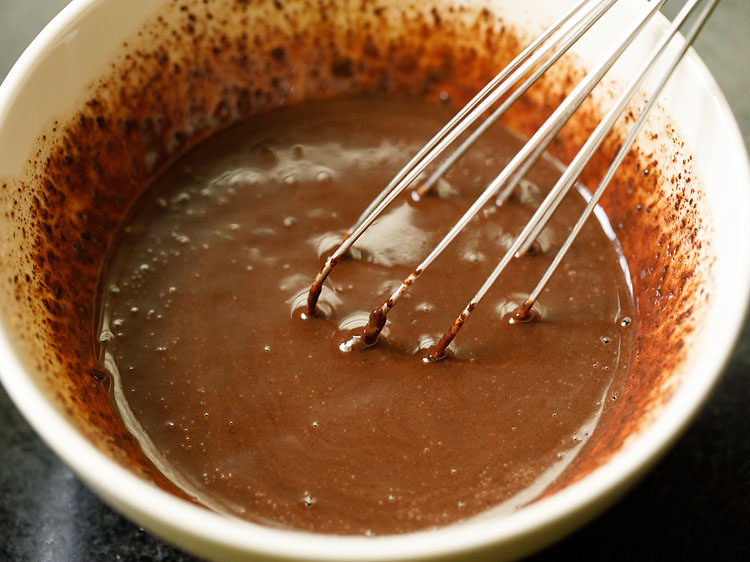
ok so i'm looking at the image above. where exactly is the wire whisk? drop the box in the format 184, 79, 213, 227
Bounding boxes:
305, 0, 718, 360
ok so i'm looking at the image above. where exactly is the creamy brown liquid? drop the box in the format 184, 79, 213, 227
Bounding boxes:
97, 96, 635, 535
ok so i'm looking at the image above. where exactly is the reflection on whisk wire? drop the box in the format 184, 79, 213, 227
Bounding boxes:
305, 0, 718, 360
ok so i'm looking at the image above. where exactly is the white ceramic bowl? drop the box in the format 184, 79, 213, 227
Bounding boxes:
1, 1, 748, 560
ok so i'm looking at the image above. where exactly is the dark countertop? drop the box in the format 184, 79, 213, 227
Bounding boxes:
1, 1, 748, 560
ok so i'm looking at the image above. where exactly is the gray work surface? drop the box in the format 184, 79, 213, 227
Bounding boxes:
1, 1, 748, 560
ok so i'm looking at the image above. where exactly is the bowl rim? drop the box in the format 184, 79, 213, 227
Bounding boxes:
1, 0, 749, 560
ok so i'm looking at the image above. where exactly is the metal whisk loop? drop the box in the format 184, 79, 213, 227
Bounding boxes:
431, 0, 719, 359
306, 0, 617, 315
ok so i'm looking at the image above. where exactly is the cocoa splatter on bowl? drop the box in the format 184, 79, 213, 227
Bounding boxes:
0, 1, 748, 560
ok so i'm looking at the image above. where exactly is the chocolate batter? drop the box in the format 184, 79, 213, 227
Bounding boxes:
96, 95, 635, 535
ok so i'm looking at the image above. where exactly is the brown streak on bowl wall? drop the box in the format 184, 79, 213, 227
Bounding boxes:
0, 0, 713, 518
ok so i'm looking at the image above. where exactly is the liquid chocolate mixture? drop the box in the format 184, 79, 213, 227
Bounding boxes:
97, 95, 635, 535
